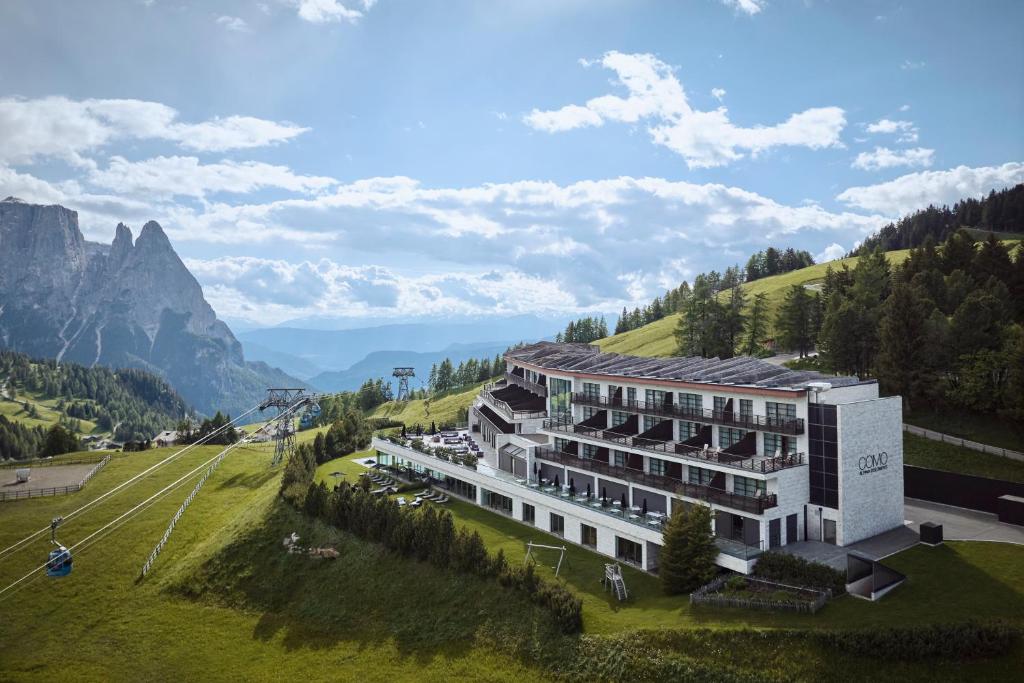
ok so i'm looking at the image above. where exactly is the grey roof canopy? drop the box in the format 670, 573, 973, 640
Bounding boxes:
505, 342, 866, 391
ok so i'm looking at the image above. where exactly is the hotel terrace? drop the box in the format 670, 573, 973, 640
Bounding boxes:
371, 342, 905, 573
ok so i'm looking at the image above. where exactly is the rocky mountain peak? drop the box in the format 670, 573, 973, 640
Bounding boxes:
136, 220, 172, 252
2, 196, 26, 203
110, 222, 134, 263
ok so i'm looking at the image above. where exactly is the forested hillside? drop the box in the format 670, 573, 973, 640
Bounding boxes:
0, 350, 191, 458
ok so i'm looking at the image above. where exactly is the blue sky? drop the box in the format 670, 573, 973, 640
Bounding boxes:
1, 0, 1022, 327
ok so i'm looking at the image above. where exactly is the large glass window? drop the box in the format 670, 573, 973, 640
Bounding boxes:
522, 503, 535, 525
713, 396, 728, 414
549, 377, 572, 419
718, 427, 749, 449
550, 513, 565, 537
444, 476, 477, 501
649, 458, 667, 476
689, 466, 714, 486
678, 392, 703, 415
616, 537, 643, 566
642, 415, 658, 432
764, 432, 797, 456
738, 399, 753, 420
582, 443, 599, 460
678, 420, 700, 439
626, 387, 637, 405
613, 450, 627, 468
581, 524, 597, 548
809, 404, 838, 509
766, 401, 797, 424
554, 437, 570, 453
733, 475, 766, 498
582, 405, 597, 420
611, 410, 628, 427
645, 389, 667, 408
582, 382, 601, 402
483, 489, 513, 515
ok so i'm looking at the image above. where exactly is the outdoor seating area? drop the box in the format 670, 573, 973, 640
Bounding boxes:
527, 476, 668, 531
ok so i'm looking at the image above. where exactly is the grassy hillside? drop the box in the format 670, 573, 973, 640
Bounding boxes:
370, 382, 484, 427
0, 391, 99, 435
597, 250, 915, 359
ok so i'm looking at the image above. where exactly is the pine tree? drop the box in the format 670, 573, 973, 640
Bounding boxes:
776, 285, 815, 357
743, 292, 768, 356
659, 504, 717, 595
876, 283, 942, 413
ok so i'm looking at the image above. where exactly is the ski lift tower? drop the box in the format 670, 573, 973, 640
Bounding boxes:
260, 388, 318, 466
392, 367, 415, 402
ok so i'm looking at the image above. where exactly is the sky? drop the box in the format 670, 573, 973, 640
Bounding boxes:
1, 0, 1022, 328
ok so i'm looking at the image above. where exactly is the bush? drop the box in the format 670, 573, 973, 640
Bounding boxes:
724, 575, 747, 592
812, 620, 1020, 661
752, 551, 846, 595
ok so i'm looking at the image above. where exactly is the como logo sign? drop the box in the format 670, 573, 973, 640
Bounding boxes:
858, 451, 888, 476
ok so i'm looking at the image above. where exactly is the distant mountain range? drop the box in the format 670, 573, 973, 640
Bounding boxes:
238, 314, 567, 376
308, 341, 515, 392
0, 198, 305, 417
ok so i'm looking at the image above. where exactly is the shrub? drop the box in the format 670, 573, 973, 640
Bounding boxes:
724, 575, 747, 592
811, 620, 1020, 661
752, 551, 846, 595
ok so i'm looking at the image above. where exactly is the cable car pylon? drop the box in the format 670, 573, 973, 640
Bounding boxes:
259, 388, 320, 467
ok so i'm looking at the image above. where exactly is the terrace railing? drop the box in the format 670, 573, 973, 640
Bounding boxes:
479, 390, 547, 422
504, 372, 548, 398
542, 418, 805, 474
535, 447, 778, 514
572, 392, 804, 435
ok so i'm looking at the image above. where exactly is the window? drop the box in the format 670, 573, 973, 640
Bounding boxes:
522, 503, 536, 525
549, 377, 572, 419
645, 389, 667, 408
678, 392, 703, 415
611, 410, 628, 427
616, 536, 643, 566
550, 513, 564, 537
607, 384, 619, 405
444, 476, 477, 501
718, 427, 749, 449
626, 387, 637, 405
582, 382, 601, 402
713, 396, 728, 414
582, 405, 597, 420
766, 401, 797, 425
613, 450, 627, 468
649, 457, 667, 476
642, 415, 658, 432
482, 489, 513, 515
554, 437, 570, 453
689, 466, 714, 486
764, 432, 797, 456
581, 524, 597, 548
809, 403, 839, 509
582, 443, 599, 460
678, 420, 700, 440
733, 475, 765, 498
738, 399, 753, 420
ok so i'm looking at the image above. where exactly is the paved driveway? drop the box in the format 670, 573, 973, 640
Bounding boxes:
778, 497, 1024, 570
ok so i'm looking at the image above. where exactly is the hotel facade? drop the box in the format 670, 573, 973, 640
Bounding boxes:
371, 342, 904, 574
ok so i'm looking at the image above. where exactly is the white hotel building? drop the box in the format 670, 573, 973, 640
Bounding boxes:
371, 342, 904, 574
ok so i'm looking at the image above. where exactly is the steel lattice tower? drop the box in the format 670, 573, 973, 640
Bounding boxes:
259, 388, 318, 466
392, 367, 415, 401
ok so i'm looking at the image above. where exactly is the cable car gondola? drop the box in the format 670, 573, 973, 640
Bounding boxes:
46, 517, 72, 578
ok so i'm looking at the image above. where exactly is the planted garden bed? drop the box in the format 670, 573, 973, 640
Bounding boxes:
691, 574, 831, 614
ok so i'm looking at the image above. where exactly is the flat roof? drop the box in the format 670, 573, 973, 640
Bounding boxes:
505, 342, 867, 391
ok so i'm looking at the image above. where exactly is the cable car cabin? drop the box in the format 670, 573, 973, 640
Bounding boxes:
46, 546, 72, 577
300, 413, 314, 429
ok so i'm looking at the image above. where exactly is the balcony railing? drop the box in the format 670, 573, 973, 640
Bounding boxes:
505, 372, 548, 397
572, 392, 804, 435
480, 390, 547, 422
542, 419, 805, 474
535, 447, 778, 515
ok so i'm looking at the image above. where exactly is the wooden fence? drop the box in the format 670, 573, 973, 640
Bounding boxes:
0, 455, 110, 502
690, 574, 831, 614
903, 424, 1024, 462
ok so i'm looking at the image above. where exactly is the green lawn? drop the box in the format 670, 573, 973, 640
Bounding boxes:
0, 392, 100, 435
904, 432, 1024, 483
371, 383, 483, 427
905, 411, 1024, 453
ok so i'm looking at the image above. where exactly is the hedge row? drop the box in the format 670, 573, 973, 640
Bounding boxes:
809, 620, 1021, 661
751, 551, 846, 595
298, 479, 583, 633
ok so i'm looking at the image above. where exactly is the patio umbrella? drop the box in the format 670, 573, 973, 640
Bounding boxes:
602, 486, 607, 506
621, 492, 627, 508
569, 483, 576, 497
555, 474, 560, 489
642, 499, 648, 515
586, 483, 592, 498
570, 477, 575, 489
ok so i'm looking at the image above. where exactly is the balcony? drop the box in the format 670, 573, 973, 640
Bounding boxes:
480, 385, 547, 422
535, 447, 778, 515
572, 392, 804, 435
505, 371, 548, 398
542, 418, 805, 474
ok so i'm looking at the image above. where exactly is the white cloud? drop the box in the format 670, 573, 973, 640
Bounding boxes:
837, 163, 1024, 215
88, 156, 336, 199
899, 104, 911, 112
523, 52, 845, 168
0, 96, 308, 164
865, 118, 918, 143
720, 0, 764, 16
289, 0, 364, 23
216, 16, 250, 32
851, 147, 934, 171
711, 88, 726, 101
815, 243, 846, 263
901, 59, 926, 70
